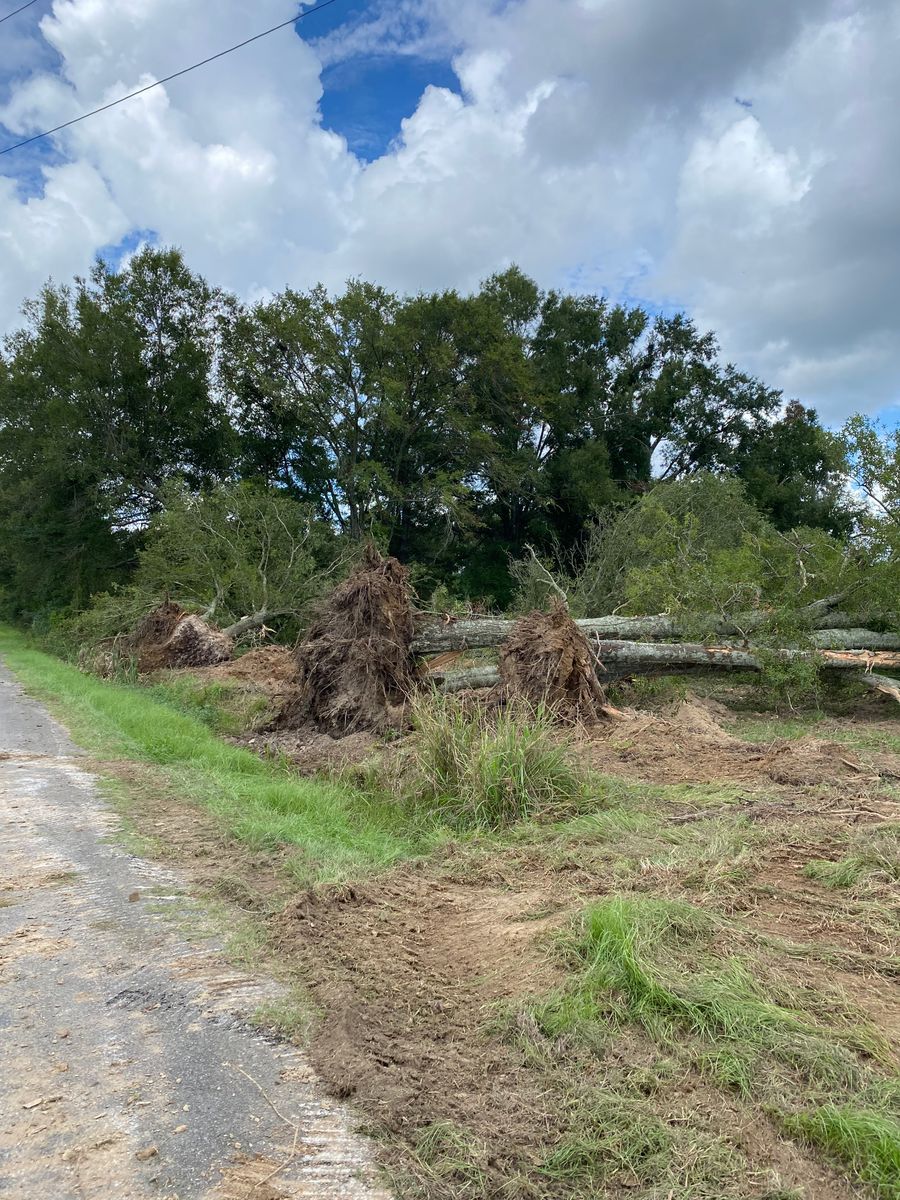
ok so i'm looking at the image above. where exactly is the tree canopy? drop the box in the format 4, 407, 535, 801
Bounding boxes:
0, 245, 874, 622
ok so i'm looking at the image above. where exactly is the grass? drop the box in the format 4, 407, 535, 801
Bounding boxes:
540, 1089, 743, 1197
805, 824, 900, 892
527, 894, 900, 1195
401, 693, 590, 830
145, 675, 272, 736
0, 626, 429, 883
781, 1105, 900, 1199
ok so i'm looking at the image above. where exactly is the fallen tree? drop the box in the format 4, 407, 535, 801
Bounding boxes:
125, 601, 234, 671
286, 545, 419, 734
430, 641, 900, 692
497, 601, 608, 721
412, 611, 900, 654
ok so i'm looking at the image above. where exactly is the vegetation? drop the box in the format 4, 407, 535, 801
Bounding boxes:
401, 693, 589, 830
0, 627, 426, 881
528, 895, 900, 1196
0, 245, 880, 628
2, 247, 900, 1200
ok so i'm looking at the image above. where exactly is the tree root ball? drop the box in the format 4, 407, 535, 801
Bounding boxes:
498, 600, 607, 722
288, 545, 419, 735
128, 602, 233, 671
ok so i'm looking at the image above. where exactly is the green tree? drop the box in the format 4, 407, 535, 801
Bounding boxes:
135, 481, 333, 632
738, 401, 854, 535
570, 474, 856, 626
0, 248, 233, 615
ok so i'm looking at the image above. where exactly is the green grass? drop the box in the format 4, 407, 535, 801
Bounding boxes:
734, 712, 900, 755
402, 693, 590, 830
781, 1105, 900, 1198
527, 895, 899, 1193
0, 627, 429, 882
145, 675, 272, 736
805, 824, 900, 891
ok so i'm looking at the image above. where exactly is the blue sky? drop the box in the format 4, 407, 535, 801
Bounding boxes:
1, 0, 898, 426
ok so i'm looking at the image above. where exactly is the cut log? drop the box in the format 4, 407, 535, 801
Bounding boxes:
429, 641, 900, 692
412, 612, 900, 654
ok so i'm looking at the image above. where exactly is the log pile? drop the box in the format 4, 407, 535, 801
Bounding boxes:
279, 563, 900, 732
422, 597, 900, 705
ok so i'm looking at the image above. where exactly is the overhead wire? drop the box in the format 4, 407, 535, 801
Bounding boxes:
0, 0, 340, 156
0, 0, 42, 26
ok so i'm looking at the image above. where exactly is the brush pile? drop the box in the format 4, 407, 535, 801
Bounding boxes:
289, 545, 419, 734
497, 600, 607, 722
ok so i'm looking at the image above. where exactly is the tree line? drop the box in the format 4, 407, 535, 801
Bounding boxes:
0, 245, 882, 626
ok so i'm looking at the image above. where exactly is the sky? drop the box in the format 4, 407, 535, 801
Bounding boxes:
0, 0, 898, 425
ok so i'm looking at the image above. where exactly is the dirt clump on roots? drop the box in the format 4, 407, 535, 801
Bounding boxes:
498, 600, 607, 722
286, 544, 419, 736
128, 602, 234, 672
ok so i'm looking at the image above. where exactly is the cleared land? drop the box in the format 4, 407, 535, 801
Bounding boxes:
2, 628, 898, 1200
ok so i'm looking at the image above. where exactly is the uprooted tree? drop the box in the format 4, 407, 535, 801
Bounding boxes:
286, 544, 420, 734
279, 539, 900, 736
134, 480, 333, 636
498, 601, 608, 722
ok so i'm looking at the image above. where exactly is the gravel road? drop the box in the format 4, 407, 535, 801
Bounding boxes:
0, 662, 388, 1200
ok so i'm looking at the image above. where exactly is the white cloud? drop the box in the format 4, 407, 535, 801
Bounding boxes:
0, 0, 898, 421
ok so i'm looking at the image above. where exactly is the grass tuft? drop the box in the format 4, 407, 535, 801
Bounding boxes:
805, 824, 900, 892
780, 1104, 900, 1198
533, 896, 885, 1087
404, 693, 590, 830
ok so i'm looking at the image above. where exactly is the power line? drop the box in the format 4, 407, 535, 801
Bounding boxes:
0, 0, 42, 26
0, 0, 340, 156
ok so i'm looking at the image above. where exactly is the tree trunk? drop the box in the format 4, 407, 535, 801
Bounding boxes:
855, 672, 900, 704
428, 641, 900, 691
221, 610, 290, 639
412, 615, 900, 654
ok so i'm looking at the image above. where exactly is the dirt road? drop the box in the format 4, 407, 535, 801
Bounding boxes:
0, 663, 388, 1200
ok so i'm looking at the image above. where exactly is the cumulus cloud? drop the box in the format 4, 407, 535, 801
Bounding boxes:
0, 0, 897, 419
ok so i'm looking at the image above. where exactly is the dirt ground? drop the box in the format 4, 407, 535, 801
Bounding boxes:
107, 670, 900, 1198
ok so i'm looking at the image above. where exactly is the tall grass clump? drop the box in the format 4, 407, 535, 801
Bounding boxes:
405, 693, 588, 831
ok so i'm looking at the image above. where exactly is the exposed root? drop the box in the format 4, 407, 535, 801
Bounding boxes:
287, 544, 419, 735
128, 602, 233, 671
497, 600, 607, 723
